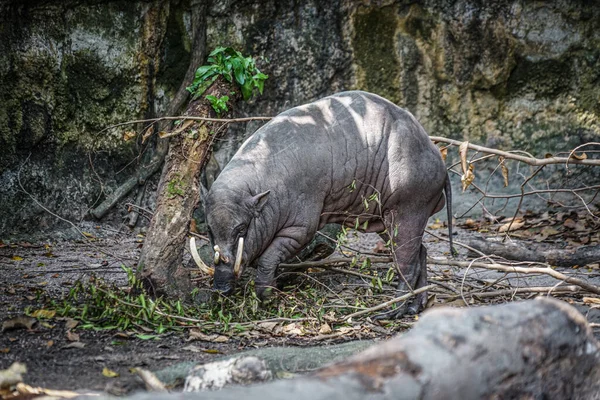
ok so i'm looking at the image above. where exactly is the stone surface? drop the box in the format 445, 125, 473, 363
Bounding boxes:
0, 0, 598, 235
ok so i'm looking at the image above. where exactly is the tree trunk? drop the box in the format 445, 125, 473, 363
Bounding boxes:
138, 79, 236, 300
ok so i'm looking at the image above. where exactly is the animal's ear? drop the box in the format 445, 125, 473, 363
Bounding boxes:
250, 191, 270, 213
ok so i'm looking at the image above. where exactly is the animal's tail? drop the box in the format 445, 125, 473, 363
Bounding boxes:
445, 173, 457, 257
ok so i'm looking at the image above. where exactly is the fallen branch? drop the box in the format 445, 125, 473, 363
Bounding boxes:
465, 237, 600, 268
429, 256, 600, 295
431, 136, 600, 166
343, 284, 436, 320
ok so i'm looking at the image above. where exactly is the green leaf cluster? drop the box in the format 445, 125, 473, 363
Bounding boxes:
206, 95, 229, 115
186, 47, 268, 101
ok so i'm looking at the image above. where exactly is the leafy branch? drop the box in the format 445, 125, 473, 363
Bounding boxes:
186, 46, 268, 101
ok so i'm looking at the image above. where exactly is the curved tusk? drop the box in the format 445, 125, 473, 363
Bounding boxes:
233, 237, 244, 277
190, 237, 214, 276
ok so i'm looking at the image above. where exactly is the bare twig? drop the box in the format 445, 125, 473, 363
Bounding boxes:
343, 284, 436, 320
97, 115, 272, 136
279, 256, 393, 269
135, 369, 167, 392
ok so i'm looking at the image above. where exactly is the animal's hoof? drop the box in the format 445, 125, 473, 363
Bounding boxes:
372, 303, 408, 321
255, 285, 274, 300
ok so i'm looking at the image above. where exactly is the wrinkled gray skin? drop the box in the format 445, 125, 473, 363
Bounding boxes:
204, 91, 452, 317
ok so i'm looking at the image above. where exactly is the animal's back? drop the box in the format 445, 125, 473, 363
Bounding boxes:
218, 91, 445, 224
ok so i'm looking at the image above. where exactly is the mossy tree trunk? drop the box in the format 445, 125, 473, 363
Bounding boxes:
138, 79, 237, 300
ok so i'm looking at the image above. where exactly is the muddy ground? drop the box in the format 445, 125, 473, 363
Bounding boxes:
1, 217, 600, 394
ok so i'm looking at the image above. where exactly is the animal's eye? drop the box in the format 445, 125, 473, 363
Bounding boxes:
234, 224, 247, 237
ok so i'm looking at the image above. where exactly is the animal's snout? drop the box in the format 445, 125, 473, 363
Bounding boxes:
214, 265, 235, 295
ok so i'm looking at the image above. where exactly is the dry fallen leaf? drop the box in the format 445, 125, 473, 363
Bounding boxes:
31, 309, 56, 319
46, 340, 54, 348
64, 319, 79, 331
257, 322, 278, 332
62, 342, 85, 349
282, 323, 304, 336
102, 368, 120, 378
461, 218, 478, 229
188, 328, 229, 343
1, 316, 37, 332
563, 218, 578, 229
318, 323, 332, 335
11, 256, 23, 261
428, 220, 444, 230
66, 331, 80, 342
498, 219, 525, 233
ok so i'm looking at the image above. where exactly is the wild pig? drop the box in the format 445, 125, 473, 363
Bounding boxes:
195, 91, 452, 318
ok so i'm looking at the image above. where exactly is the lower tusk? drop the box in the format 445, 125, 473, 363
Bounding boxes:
189, 237, 214, 276
233, 237, 244, 277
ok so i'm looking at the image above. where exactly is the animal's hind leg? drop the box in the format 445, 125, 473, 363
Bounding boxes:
375, 208, 429, 319
407, 244, 428, 314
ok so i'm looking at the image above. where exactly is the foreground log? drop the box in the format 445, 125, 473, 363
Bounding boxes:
119, 298, 599, 400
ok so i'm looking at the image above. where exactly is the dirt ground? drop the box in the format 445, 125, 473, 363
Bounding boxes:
1, 216, 600, 394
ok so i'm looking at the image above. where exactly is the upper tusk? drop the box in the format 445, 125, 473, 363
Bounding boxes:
189, 237, 214, 276
213, 245, 221, 264
233, 237, 244, 277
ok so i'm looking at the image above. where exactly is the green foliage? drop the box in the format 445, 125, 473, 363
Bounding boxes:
53, 266, 200, 333
206, 95, 230, 115
166, 174, 185, 198
186, 46, 268, 101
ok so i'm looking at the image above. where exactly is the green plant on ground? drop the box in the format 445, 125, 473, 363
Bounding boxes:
186, 46, 268, 101
206, 95, 230, 115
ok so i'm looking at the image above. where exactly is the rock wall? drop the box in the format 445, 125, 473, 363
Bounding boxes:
0, 0, 598, 236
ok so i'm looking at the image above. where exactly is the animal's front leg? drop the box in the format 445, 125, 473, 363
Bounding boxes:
254, 229, 311, 299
